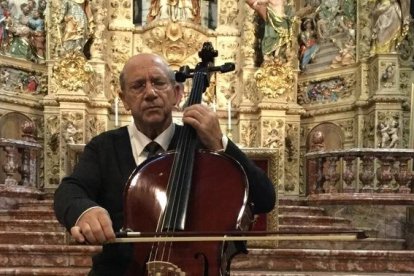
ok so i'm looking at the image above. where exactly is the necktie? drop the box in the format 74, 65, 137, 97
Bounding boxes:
145, 141, 161, 158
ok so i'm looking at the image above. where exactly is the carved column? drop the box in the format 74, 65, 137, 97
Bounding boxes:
238, 1, 260, 148
368, 54, 404, 150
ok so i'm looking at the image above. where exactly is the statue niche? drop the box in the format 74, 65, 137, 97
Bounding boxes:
306, 122, 344, 195
133, 0, 217, 29
0, 112, 34, 185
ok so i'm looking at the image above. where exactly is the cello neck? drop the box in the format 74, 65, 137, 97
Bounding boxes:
163, 71, 208, 231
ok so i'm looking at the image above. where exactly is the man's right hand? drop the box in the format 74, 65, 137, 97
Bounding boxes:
70, 207, 116, 245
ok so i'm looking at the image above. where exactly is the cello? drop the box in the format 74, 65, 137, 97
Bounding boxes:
121, 42, 253, 275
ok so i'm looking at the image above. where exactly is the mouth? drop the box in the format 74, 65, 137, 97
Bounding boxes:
144, 106, 160, 111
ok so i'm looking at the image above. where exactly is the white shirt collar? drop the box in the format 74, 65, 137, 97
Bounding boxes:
127, 122, 175, 165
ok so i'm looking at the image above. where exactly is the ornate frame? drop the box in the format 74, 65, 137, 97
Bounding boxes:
242, 147, 279, 248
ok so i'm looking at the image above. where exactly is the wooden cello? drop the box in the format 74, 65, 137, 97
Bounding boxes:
121, 42, 253, 276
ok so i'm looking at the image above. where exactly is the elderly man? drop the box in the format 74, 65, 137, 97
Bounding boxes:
54, 53, 276, 275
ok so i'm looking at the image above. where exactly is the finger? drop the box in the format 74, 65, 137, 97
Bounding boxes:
184, 104, 210, 117
183, 108, 203, 121
182, 115, 200, 129
79, 223, 98, 244
70, 226, 85, 243
88, 219, 107, 244
98, 214, 116, 241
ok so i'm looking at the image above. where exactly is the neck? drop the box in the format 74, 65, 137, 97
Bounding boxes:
135, 121, 171, 140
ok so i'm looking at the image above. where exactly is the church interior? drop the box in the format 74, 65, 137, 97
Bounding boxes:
1, 0, 414, 274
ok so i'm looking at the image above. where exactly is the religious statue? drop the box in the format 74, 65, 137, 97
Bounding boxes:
298, 18, 319, 70
28, 9, 46, 60
377, 119, 399, 148
246, 0, 295, 61
0, 1, 11, 53
59, 0, 93, 54
330, 36, 355, 68
378, 122, 390, 148
146, 0, 201, 24
370, 0, 403, 54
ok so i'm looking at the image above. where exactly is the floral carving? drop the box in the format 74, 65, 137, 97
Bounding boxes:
254, 59, 294, 100
52, 52, 94, 92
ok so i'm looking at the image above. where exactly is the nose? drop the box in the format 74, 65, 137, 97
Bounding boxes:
143, 81, 157, 97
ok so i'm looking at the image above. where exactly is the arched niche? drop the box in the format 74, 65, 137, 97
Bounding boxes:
0, 112, 33, 139
305, 122, 344, 195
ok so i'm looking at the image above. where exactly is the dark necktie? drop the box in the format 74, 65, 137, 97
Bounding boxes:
145, 141, 161, 158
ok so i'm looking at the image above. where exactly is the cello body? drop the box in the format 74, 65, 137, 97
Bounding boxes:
123, 150, 251, 276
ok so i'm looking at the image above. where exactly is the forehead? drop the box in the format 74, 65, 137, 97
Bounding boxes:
123, 56, 170, 81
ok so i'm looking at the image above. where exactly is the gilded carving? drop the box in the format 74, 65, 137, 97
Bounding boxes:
380, 62, 396, 88
242, 148, 278, 235
87, 116, 106, 142
110, 0, 131, 21
89, 71, 104, 98
61, 112, 84, 145
254, 59, 294, 100
44, 115, 60, 185
263, 119, 284, 149
399, 70, 411, 97
368, 61, 379, 95
240, 122, 258, 147
142, 22, 205, 66
242, 72, 260, 104
90, 0, 108, 60
362, 113, 375, 148
219, 0, 239, 26
52, 52, 94, 92
298, 75, 355, 105
240, 5, 256, 66
398, 23, 414, 65
108, 33, 131, 99
284, 123, 299, 192
358, 0, 373, 59
218, 41, 239, 62
338, 119, 354, 140
402, 116, 410, 148
216, 74, 235, 109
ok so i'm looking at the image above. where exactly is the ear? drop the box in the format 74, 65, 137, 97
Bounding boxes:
173, 83, 184, 106
119, 92, 130, 111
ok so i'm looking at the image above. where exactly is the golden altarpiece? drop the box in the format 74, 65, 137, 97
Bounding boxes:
0, 0, 414, 236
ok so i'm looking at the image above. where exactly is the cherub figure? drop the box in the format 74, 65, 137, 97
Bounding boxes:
378, 122, 390, 148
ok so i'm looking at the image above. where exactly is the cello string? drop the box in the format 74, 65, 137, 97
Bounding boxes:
148, 70, 208, 266
162, 72, 205, 263
150, 75, 199, 263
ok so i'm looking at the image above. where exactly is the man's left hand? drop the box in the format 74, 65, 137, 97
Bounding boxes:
182, 104, 224, 151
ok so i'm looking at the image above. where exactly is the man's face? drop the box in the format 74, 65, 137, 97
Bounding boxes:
120, 54, 180, 137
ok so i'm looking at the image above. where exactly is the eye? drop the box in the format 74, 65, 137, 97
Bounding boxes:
152, 79, 169, 90
130, 82, 145, 93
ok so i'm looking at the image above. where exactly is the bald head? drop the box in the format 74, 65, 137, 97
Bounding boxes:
119, 53, 175, 92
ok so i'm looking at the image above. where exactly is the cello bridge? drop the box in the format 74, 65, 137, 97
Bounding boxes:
147, 261, 186, 276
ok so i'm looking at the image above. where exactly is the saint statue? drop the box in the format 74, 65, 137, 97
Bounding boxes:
59, 0, 93, 54
146, 0, 201, 24
370, 0, 405, 54
246, 0, 294, 60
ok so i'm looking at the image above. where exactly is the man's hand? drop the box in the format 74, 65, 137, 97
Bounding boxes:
70, 207, 115, 245
182, 104, 224, 151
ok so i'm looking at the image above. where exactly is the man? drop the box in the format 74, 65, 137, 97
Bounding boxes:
54, 53, 276, 275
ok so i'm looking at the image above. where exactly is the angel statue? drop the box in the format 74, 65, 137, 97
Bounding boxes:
58, 0, 94, 54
